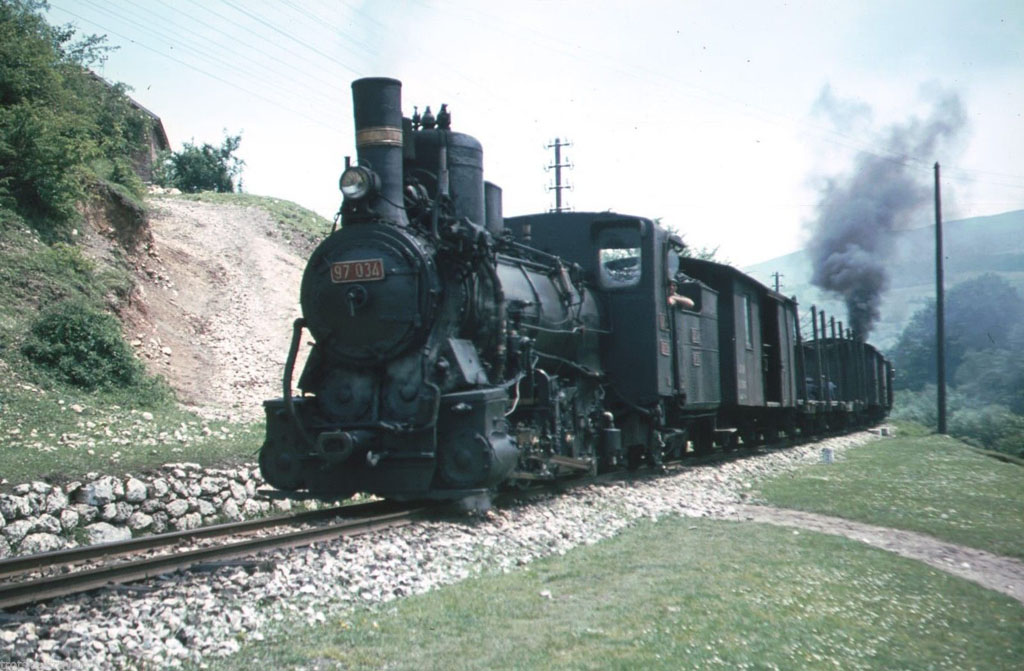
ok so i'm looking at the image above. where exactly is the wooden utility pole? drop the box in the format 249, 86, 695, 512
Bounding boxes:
935, 162, 947, 434
546, 138, 572, 212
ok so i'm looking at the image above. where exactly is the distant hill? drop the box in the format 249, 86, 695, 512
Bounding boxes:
743, 210, 1024, 350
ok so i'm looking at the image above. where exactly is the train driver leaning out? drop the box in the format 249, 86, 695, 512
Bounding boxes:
667, 280, 695, 310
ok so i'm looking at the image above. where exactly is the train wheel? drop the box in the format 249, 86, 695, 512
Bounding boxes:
692, 421, 714, 456
763, 425, 780, 445
626, 444, 645, 471
781, 417, 798, 442
738, 423, 758, 449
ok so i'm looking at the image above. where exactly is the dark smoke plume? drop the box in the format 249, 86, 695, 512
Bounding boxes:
807, 88, 966, 337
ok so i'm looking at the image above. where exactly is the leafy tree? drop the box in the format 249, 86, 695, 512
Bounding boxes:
0, 0, 148, 239
890, 274, 1024, 390
953, 326, 1024, 414
155, 133, 245, 193
891, 275, 1024, 455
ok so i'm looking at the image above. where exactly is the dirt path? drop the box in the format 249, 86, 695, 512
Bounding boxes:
727, 504, 1024, 605
126, 198, 309, 421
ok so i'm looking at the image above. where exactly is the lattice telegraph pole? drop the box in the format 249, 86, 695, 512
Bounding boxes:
545, 138, 573, 212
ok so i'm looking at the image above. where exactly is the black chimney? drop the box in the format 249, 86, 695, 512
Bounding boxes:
351, 77, 406, 225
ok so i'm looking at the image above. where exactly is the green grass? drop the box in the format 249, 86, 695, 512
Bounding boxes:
0, 378, 261, 483
161, 192, 332, 253
755, 425, 1024, 560
196, 517, 1024, 671
0, 205, 262, 484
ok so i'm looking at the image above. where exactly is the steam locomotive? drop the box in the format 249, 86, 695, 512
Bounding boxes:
259, 77, 893, 501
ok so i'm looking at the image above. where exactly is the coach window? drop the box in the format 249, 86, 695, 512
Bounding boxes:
743, 294, 754, 348
596, 224, 643, 290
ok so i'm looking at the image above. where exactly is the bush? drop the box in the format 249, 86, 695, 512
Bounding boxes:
21, 298, 144, 389
892, 387, 1024, 458
949, 406, 1024, 458
155, 133, 244, 194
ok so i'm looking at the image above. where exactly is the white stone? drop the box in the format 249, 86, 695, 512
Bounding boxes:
100, 503, 119, 521
141, 499, 163, 514
30, 481, 52, 494
60, 508, 80, 531
221, 499, 242, 521
151, 478, 170, 498
114, 501, 134, 523
84, 522, 131, 545
44, 489, 68, 513
165, 499, 189, 518
242, 499, 261, 516
199, 476, 227, 496
32, 513, 61, 535
127, 512, 154, 531
76, 476, 120, 506
0, 494, 19, 520
228, 480, 247, 501
174, 512, 202, 531
19, 533, 64, 555
2, 519, 33, 542
71, 503, 98, 524
124, 477, 148, 503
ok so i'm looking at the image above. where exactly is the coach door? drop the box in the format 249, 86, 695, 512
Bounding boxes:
762, 296, 797, 407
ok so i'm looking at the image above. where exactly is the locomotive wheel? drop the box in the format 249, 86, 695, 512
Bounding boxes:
258, 441, 305, 492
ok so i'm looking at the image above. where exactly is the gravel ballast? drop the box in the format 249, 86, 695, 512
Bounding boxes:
3, 432, 880, 669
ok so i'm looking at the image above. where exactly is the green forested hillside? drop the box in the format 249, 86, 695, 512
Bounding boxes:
744, 209, 1024, 350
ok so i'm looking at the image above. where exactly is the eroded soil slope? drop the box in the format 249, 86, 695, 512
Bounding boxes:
126, 198, 309, 421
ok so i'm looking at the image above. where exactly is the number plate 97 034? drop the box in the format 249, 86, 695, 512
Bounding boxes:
330, 259, 385, 283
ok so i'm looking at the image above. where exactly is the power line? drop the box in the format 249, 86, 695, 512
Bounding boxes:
430, 3, 1024, 194
77, 0, 343, 111
219, 0, 362, 79
50, 2, 344, 133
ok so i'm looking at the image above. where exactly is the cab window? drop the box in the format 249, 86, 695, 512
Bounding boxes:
596, 224, 643, 289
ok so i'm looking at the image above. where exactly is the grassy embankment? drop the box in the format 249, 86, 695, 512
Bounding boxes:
756, 421, 1024, 560
0, 195, 330, 485
194, 425, 1023, 670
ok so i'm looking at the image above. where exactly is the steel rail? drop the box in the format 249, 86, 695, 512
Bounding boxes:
0, 506, 425, 610
0, 499, 401, 580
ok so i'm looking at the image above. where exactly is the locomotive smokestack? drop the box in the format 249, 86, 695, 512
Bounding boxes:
351, 77, 407, 225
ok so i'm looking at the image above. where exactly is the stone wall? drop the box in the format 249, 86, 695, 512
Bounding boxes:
0, 462, 316, 558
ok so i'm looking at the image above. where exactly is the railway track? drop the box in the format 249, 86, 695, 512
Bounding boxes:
0, 499, 427, 610
0, 429, 862, 612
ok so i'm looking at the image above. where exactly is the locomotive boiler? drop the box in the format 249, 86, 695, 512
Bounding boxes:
260, 78, 605, 500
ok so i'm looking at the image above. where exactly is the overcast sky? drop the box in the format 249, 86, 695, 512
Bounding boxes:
46, 0, 1024, 267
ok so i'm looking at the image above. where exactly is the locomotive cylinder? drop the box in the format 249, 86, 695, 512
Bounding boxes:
351, 77, 407, 226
